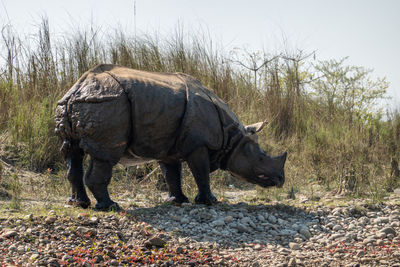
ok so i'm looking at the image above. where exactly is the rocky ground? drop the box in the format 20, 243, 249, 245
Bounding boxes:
1, 191, 400, 267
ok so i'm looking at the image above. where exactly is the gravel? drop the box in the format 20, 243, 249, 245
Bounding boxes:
1, 200, 400, 266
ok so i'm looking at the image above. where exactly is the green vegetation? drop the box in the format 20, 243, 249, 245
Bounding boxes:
0, 19, 399, 202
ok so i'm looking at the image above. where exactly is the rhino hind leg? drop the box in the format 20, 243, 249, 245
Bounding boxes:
159, 162, 189, 204
66, 142, 90, 208
84, 157, 120, 211
186, 146, 218, 205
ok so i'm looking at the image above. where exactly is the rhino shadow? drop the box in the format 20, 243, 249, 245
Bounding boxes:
128, 202, 321, 248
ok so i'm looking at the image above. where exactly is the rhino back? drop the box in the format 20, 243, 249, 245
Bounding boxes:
110, 66, 187, 159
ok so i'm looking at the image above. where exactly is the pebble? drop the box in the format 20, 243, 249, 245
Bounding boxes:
45, 216, 57, 224
380, 227, 396, 235
1, 196, 400, 266
289, 242, 300, 250
148, 236, 167, 247
299, 227, 311, 239
1, 230, 18, 238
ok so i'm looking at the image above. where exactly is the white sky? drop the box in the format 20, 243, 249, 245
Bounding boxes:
1, 0, 400, 106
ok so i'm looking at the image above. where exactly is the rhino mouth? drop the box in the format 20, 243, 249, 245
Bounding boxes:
230, 172, 284, 188
256, 174, 284, 188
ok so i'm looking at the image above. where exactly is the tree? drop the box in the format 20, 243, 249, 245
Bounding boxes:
312, 57, 388, 123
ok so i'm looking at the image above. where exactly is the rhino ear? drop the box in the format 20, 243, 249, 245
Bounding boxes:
245, 121, 266, 135
278, 152, 287, 169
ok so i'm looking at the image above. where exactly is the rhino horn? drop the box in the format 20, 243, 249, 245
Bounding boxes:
244, 121, 267, 135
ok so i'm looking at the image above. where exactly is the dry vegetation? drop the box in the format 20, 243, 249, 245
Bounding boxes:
1, 19, 400, 207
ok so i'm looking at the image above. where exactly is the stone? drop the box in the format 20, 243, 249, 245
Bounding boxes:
45, 216, 57, 224
8, 245, 17, 252
62, 255, 73, 263
332, 225, 342, 231
94, 255, 104, 263
90, 216, 99, 224
289, 242, 300, 250
299, 227, 312, 239
110, 259, 119, 266
268, 214, 277, 224
30, 254, 40, 261
288, 257, 297, 267
180, 217, 190, 224
1, 230, 18, 238
234, 223, 250, 233
375, 217, 390, 224
380, 227, 396, 235
362, 238, 376, 245
224, 216, 234, 224
213, 219, 225, 226
148, 236, 167, 247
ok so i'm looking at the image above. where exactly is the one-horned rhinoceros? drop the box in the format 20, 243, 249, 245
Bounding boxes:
55, 64, 287, 210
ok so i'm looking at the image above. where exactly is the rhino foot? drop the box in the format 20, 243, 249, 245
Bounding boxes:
166, 195, 190, 205
94, 201, 121, 212
67, 197, 91, 209
195, 192, 218, 205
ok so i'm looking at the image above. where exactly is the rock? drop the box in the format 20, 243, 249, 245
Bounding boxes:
62, 255, 73, 263
30, 254, 40, 261
257, 215, 265, 221
362, 238, 376, 245
180, 217, 190, 224
8, 245, 17, 252
268, 214, 277, 224
94, 255, 104, 263
224, 215, 234, 223
110, 259, 119, 266
289, 242, 300, 250
299, 226, 311, 239
90, 216, 99, 224
380, 227, 396, 235
77, 213, 89, 219
376, 239, 385, 246
375, 217, 390, 224
329, 233, 344, 240
45, 216, 57, 224
234, 223, 250, 233
1, 230, 18, 238
288, 257, 297, 267
376, 232, 386, 239
176, 246, 185, 253
17, 246, 25, 254
213, 219, 225, 226
254, 244, 262, 250
47, 258, 60, 267
332, 225, 342, 231
76, 226, 96, 237
148, 236, 167, 247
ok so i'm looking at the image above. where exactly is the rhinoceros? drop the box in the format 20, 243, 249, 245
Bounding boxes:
55, 64, 286, 210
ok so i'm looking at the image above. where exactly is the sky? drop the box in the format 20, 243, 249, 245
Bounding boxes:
1, 0, 399, 106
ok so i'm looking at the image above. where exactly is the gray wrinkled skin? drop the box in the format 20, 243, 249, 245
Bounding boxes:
55, 64, 287, 210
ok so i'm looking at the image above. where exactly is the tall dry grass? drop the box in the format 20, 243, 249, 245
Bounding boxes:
0, 19, 398, 199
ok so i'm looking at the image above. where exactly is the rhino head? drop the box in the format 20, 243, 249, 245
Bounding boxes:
226, 121, 287, 188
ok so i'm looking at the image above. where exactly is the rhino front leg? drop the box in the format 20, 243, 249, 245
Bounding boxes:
84, 157, 120, 211
186, 146, 218, 205
159, 162, 189, 204
66, 144, 90, 208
